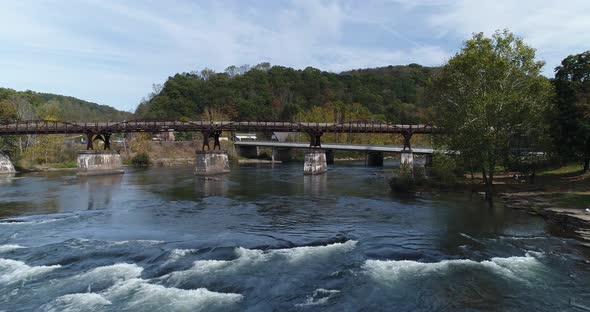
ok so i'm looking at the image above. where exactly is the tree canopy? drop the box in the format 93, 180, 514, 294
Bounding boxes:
428, 30, 553, 196
552, 51, 590, 172
0, 88, 133, 123
135, 64, 438, 123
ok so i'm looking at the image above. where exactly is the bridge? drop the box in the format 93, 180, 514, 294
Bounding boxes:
234, 141, 434, 154
234, 141, 434, 166
0, 120, 437, 175
0, 120, 435, 151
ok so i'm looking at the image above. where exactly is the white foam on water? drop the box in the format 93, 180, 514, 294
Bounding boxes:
265, 240, 358, 263
43, 293, 112, 312
162, 241, 357, 285
363, 253, 543, 284
163, 249, 199, 265
73, 263, 143, 285
231, 240, 358, 267
110, 240, 164, 246
0, 215, 79, 225
170, 249, 198, 259
185, 241, 357, 276
190, 260, 232, 274
103, 278, 243, 311
295, 288, 341, 307
0, 244, 25, 253
0, 258, 61, 285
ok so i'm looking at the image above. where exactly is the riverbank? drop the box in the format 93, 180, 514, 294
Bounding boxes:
443, 165, 590, 247
494, 166, 590, 247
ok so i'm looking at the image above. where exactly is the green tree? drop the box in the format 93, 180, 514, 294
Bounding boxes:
553, 51, 590, 172
428, 30, 553, 198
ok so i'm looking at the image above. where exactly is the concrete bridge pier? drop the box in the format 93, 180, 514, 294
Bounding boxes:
325, 150, 334, 165
238, 145, 259, 159
367, 151, 384, 166
304, 149, 327, 175
77, 150, 123, 176
401, 151, 414, 168
0, 152, 16, 174
194, 150, 230, 175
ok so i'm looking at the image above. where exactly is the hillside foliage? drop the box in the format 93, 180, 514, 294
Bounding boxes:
0, 88, 133, 123
135, 63, 438, 123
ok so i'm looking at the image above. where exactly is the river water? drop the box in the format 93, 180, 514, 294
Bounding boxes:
0, 162, 589, 311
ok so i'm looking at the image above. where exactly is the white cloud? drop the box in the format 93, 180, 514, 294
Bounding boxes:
1, 0, 587, 110
428, 0, 590, 71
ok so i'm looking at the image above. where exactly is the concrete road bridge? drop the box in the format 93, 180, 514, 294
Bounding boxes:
234, 140, 434, 166
0, 120, 437, 175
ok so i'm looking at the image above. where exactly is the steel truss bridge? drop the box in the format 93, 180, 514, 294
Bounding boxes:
0, 120, 437, 151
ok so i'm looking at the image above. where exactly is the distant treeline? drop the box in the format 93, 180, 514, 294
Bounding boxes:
135, 63, 439, 123
0, 88, 133, 122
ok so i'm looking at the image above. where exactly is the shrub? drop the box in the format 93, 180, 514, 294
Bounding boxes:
429, 153, 461, 186
389, 165, 426, 193
131, 152, 150, 167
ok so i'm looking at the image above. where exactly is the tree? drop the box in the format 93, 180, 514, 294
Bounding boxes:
428, 30, 553, 198
553, 51, 590, 172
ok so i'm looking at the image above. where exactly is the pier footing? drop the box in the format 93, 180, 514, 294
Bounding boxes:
304, 149, 327, 175
401, 151, 414, 168
77, 150, 124, 176
0, 152, 16, 174
195, 150, 230, 175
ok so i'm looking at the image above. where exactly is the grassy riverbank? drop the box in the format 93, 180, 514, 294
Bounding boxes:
495, 164, 590, 246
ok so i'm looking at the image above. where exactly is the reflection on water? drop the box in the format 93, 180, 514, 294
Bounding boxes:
0, 173, 16, 184
194, 176, 228, 197
78, 174, 123, 210
304, 173, 327, 195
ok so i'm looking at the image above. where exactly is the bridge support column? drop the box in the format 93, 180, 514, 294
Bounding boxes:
238, 146, 259, 158
77, 150, 123, 176
304, 149, 327, 175
0, 152, 16, 174
401, 151, 414, 168
367, 151, 384, 166
325, 150, 334, 165
194, 150, 230, 175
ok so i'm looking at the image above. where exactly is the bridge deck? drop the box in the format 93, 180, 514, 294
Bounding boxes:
234, 141, 434, 154
0, 120, 436, 135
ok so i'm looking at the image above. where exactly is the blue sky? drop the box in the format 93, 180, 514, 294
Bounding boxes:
1, 0, 589, 112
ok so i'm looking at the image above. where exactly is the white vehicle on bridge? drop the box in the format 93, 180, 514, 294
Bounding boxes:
234, 133, 257, 141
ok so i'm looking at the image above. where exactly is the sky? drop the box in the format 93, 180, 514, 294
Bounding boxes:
1, 0, 589, 112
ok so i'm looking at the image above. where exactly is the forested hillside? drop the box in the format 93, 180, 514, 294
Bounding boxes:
136, 63, 438, 123
0, 88, 133, 122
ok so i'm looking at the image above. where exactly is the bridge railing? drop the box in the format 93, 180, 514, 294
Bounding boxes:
0, 120, 438, 135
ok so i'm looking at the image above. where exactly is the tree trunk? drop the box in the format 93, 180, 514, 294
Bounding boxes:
584, 157, 589, 173
484, 164, 495, 200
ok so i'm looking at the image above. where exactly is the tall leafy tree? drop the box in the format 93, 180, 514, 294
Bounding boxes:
428, 30, 553, 197
553, 51, 590, 172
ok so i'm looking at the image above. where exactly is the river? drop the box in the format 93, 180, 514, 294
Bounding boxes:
0, 162, 589, 311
